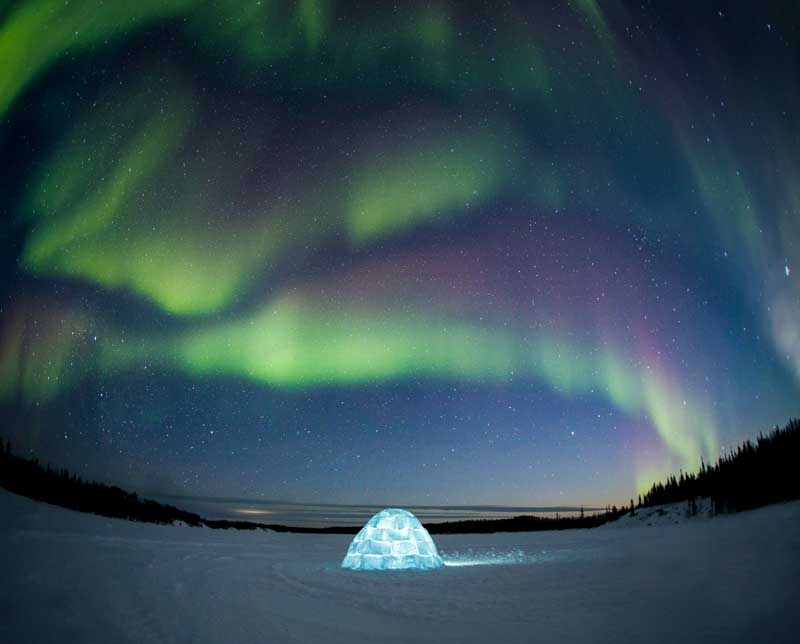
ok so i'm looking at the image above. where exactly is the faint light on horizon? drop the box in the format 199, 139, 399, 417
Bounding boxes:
230, 508, 274, 516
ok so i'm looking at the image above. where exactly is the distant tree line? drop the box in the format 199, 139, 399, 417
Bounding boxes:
0, 439, 206, 526
637, 418, 800, 514
426, 511, 617, 534
0, 440, 358, 531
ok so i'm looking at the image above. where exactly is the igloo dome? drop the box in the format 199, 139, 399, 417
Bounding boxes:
341, 508, 444, 571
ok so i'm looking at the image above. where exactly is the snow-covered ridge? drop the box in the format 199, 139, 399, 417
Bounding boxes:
602, 498, 715, 529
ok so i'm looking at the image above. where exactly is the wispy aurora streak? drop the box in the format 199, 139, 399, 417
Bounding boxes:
20, 81, 523, 315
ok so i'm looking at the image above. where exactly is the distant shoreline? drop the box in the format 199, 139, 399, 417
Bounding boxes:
155, 493, 605, 528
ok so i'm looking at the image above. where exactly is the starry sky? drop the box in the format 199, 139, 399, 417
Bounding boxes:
1, 1, 798, 512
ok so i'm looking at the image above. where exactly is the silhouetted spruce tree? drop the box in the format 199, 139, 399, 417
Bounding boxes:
639, 418, 800, 514
0, 439, 205, 527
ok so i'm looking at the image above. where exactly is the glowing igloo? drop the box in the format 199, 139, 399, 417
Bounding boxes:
341, 508, 444, 571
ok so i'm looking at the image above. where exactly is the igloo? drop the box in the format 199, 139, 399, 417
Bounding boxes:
341, 508, 444, 571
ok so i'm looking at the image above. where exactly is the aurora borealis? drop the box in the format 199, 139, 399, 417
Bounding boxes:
1, 1, 798, 510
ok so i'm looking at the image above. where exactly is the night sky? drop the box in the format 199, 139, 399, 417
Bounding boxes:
1, 1, 798, 512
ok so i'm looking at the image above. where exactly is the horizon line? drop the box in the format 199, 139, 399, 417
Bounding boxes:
156, 493, 606, 514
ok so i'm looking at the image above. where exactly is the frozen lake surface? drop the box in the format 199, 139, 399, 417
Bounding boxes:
1, 489, 799, 643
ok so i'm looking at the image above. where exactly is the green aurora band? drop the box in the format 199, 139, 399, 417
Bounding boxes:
0, 292, 717, 491
0, 0, 623, 118
20, 79, 523, 315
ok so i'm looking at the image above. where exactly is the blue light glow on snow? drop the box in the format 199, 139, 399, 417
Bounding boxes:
442, 548, 537, 567
341, 508, 444, 571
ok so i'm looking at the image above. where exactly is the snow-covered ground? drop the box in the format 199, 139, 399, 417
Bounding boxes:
601, 498, 715, 529
1, 489, 799, 644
